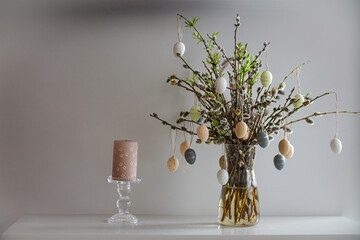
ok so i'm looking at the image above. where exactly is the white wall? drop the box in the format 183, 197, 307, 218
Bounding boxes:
0, 0, 359, 233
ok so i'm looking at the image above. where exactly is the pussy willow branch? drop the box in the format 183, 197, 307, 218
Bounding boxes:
278, 61, 311, 88
177, 55, 206, 84
272, 91, 358, 130
286, 110, 360, 125
177, 14, 219, 79
150, 113, 197, 135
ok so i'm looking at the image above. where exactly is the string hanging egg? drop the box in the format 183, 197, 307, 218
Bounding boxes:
260, 71, 272, 87
293, 93, 304, 108
190, 105, 201, 122
197, 125, 209, 142
179, 141, 190, 156
284, 144, 295, 159
217, 169, 229, 185
235, 121, 248, 139
256, 132, 269, 148
278, 138, 291, 155
215, 77, 227, 94
173, 42, 185, 57
330, 137, 342, 154
274, 154, 285, 170
167, 156, 179, 172
185, 148, 196, 165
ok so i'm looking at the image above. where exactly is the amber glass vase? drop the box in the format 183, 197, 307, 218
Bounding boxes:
218, 144, 259, 226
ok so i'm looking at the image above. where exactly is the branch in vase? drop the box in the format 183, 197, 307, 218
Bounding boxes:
286, 110, 360, 126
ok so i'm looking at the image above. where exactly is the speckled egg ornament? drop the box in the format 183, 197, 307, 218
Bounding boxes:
219, 155, 226, 169
330, 137, 342, 154
256, 132, 269, 148
274, 154, 285, 170
173, 42, 185, 57
235, 121, 248, 139
278, 138, 291, 155
190, 105, 201, 122
217, 169, 229, 185
179, 141, 190, 156
185, 148, 196, 165
293, 93, 304, 108
167, 156, 179, 172
260, 71, 272, 87
215, 77, 227, 94
284, 144, 294, 159
197, 125, 209, 142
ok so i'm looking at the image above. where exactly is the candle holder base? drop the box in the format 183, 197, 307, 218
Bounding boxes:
107, 213, 138, 224
107, 176, 141, 225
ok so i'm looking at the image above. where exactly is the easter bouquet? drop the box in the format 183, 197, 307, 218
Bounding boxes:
150, 14, 359, 226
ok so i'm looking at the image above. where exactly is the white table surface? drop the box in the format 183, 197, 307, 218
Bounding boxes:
1, 215, 360, 240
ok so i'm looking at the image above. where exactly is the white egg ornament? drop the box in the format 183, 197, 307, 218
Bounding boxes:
330, 137, 342, 154
179, 141, 190, 156
173, 42, 185, 57
293, 93, 304, 108
190, 105, 201, 122
235, 121, 248, 139
197, 125, 209, 142
167, 156, 179, 172
260, 71, 272, 87
217, 169, 229, 185
215, 77, 227, 94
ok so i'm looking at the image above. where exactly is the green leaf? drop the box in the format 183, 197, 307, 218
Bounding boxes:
192, 17, 200, 26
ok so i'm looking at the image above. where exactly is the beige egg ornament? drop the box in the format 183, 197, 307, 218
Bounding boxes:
197, 125, 209, 142
279, 139, 291, 155
284, 144, 295, 159
167, 156, 179, 172
235, 121, 248, 139
219, 155, 226, 169
179, 141, 190, 156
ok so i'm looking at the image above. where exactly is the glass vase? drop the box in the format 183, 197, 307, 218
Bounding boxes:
218, 144, 259, 226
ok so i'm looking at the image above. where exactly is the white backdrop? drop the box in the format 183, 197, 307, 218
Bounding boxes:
0, 0, 359, 233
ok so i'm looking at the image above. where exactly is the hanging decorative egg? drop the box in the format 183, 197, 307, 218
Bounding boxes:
185, 148, 196, 165
235, 121, 248, 139
284, 144, 295, 159
173, 42, 185, 57
273, 154, 285, 170
330, 137, 342, 154
243, 129, 250, 140
215, 77, 227, 94
190, 105, 201, 122
197, 125, 209, 142
256, 131, 269, 148
219, 155, 226, 169
217, 169, 229, 185
179, 141, 190, 156
278, 138, 291, 155
167, 156, 179, 172
260, 71, 272, 87
293, 93, 304, 108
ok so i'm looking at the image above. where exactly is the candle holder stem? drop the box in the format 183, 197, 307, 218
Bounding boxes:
107, 176, 141, 224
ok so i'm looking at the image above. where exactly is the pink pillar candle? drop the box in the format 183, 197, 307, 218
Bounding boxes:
112, 140, 138, 181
